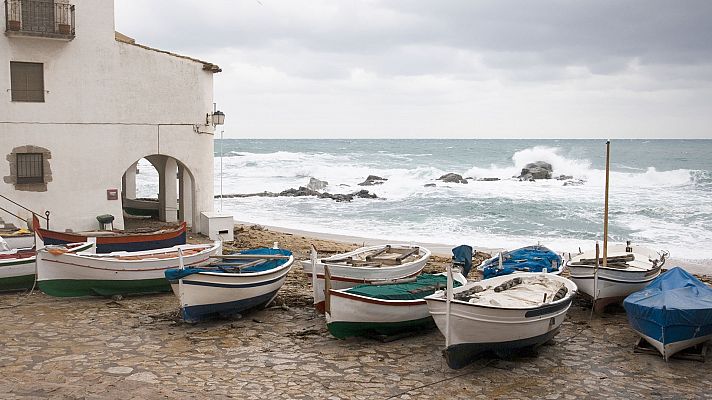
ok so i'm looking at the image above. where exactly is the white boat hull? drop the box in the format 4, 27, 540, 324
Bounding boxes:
638, 331, 712, 361
567, 244, 662, 306
171, 256, 294, 322
326, 273, 467, 339
425, 273, 577, 369
301, 244, 431, 312
37, 242, 221, 297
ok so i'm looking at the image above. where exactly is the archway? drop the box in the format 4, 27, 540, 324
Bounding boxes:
121, 155, 196, 228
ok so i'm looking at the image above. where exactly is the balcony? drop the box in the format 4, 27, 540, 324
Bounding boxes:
5, 0, 75, 40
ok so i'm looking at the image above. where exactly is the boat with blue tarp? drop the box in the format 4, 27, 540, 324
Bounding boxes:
478, 245, 563, 279
623, 267, 712, 360
165, 247, 294, 323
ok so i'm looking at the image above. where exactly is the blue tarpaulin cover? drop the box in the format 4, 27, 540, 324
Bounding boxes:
165, 248, 292, 280
623, 267, 712, 345
480, 245, 561, 279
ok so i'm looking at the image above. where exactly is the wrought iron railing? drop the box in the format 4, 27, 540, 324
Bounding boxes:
4, 0, 75, 38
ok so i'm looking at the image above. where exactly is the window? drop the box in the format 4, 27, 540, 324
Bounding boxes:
16, 153, 44, 184
10, 62, 44, 102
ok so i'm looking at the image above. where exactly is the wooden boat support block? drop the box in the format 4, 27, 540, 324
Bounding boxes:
212, 254, 290, 260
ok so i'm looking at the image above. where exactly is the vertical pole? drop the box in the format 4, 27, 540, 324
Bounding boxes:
445, 262, 453, 348
594, 241, 599, 300
310, 244, 318, 306
603, 140, 610, 270
324, 265, 332, 315
178, 247, 185, 270
220, 130, 224, 212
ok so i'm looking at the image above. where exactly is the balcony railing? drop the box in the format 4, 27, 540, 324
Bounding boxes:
5, 0, 75, 39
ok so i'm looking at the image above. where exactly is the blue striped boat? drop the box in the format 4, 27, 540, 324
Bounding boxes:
165, 248, 294, 323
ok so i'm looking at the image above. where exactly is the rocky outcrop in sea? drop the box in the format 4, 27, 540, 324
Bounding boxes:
358, 175, 388, 186
517, 161, 553, 181
437, 173, 468, 184
216, 187, 378, 203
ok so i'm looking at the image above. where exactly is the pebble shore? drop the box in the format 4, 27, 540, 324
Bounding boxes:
1, 225, 709, 399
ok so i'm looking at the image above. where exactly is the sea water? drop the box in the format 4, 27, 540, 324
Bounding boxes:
136, 139, 712, 263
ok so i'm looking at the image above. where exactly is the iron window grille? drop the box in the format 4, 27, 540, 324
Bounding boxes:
16, 153, 44, 184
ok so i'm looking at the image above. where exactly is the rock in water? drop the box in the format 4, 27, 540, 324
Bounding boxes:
358, 175, 388, 186
424, 183, 436, 187
518, 162, 553, 181
437, 173, 468, 184
307, 177, 329, 191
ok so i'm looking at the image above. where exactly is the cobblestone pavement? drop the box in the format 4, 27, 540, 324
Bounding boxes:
1, 277, 710, 400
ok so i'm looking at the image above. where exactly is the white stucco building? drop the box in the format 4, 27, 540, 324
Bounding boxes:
0, 0, 221, 232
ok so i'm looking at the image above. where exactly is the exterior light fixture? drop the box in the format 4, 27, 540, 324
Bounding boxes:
207, 109, 226, 126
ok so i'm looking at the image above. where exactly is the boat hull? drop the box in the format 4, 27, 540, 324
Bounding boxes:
37, 243, 219, 297
327, 293, 433, 339
0, 256, 35, 291
35, 218, 187, 253
0, 242, 93, 292
567, 244, 662, 306
636, 330, 712, 360
443, 328, 561, 369
169, 256, 294, 323
425, 273, 577, 369
326, 273, 466, 339
301, 245, 431, 313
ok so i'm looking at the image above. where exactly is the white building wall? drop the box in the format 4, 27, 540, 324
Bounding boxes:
0, 0, 217, 231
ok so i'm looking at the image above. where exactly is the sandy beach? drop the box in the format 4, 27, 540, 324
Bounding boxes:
236, 220, 712, 277
1, 223, 710, 399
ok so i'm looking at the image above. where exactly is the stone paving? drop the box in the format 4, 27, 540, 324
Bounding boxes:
1, 276, 710, 399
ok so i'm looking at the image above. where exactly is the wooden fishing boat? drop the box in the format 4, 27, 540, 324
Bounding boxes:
0, 230, 34, 250
165, 248, 294, 323
325, 272, 467, 339
301, 244, 431, 313
425, 272, 577, 369
36, 242, 221, 297
624, 267, 712, 360
32, 215, 186, 253
478, 244, 563, 279
0, 242, 93, 292
567, 243, 665, 310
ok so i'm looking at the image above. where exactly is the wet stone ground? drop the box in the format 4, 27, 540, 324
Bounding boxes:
1, 277, 710, 400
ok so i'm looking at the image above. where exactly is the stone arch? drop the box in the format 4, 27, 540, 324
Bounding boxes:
121, 154, 198, 229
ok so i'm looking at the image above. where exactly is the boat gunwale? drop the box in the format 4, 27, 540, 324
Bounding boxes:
424, 274, 578, 311
182, 256, 295, 278
45, 243, 219, 263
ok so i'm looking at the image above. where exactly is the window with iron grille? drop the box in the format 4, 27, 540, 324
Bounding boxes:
10, 62, 45, 102
16, 153, 44, 184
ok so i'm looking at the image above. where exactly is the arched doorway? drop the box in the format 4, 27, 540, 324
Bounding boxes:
121, 155, 196, 228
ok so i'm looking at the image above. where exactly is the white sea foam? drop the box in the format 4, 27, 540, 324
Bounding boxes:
132, 143, 712, 262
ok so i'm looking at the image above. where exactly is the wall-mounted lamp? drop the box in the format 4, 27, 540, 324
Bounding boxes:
207, 110, 226, 126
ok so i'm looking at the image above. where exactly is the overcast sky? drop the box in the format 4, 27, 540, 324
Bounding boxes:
115, 1, 712, 139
